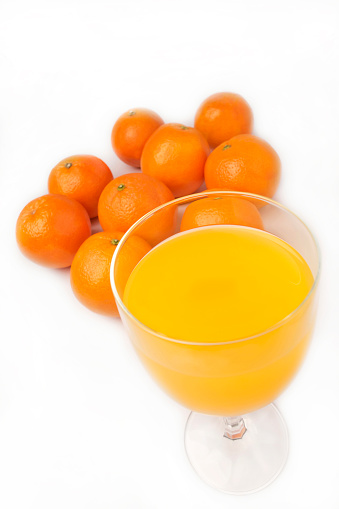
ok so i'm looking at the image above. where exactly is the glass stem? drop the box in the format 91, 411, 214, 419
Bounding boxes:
223, 416, 247, 440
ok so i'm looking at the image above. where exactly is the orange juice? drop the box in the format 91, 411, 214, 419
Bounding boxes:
123, 226, 316, 415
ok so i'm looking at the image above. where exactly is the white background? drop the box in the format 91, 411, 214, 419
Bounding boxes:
1, 1, 338, 507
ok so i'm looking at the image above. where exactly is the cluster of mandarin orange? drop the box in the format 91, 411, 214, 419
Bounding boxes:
16, 92, 281, 317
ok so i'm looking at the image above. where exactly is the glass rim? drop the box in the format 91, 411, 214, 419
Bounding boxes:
110, 190, 321, 347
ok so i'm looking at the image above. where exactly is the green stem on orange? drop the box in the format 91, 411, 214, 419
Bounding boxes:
65, 162, 72, 168
180, 125, 189, 130
128, 110, 136, 116
117, 184, 126, 191
222, 144, 232, 150
111, 239, 120, 245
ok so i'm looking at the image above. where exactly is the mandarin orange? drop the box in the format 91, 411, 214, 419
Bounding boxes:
16, 194, 91, 268
141, 123, 209, 197
70, 231, 151, 316
48, 155, 113, 218
204, 134, 281, 199
98, 173, 175, 245
194, 92, 253, 148
180, 195, 264, 232
111, 108, 164, 167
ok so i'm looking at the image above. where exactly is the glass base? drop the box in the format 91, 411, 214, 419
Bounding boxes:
184, 403, 289, 495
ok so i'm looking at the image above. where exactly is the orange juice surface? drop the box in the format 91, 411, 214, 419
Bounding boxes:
123, 226, 315, 415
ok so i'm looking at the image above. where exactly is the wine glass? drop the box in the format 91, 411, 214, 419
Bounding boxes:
110, 190, 320, 494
